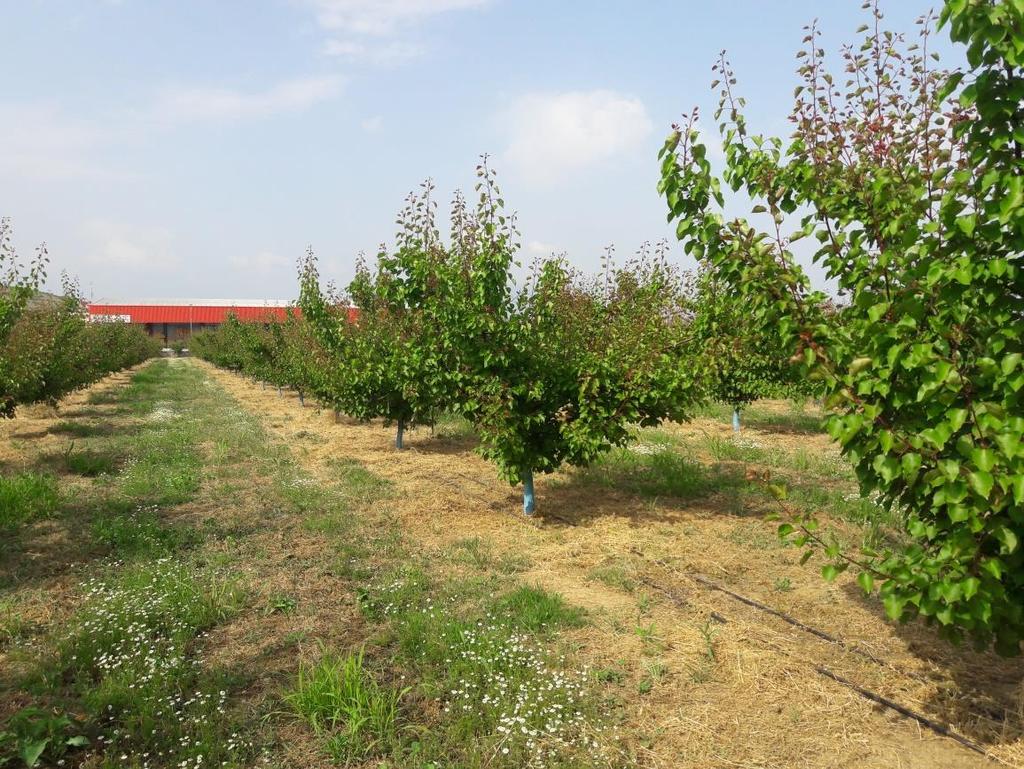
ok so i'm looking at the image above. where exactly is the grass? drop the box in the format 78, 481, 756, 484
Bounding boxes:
489, 585, 587, 635
89, 502, 199, 557
588, 563, 636, 593
0, 472, 58, 532
695, 400, 826, 434
452, 536, 531, 574
49, 419, 113, 438
34, 560, 247, 768
286, 648, 405, 762
0, 361, 261, 769
690, 620, 719, 683
432, 411, 476, 441
64, 447, 121, 476
569, 441, 744, 500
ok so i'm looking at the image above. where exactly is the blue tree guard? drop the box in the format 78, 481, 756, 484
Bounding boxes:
522, 470, 535, 515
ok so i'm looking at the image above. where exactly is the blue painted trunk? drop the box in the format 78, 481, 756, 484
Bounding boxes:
396, 418, 405, 450
522, 470, 535, 516
732, 408, 741, 433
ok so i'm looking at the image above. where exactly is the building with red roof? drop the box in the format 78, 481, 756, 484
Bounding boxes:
86, 299, 299, 344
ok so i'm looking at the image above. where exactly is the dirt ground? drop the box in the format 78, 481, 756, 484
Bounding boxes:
193, 360, 1024, 769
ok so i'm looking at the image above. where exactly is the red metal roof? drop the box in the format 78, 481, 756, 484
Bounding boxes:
86, 303, 359, 324
87, 303, 298, 324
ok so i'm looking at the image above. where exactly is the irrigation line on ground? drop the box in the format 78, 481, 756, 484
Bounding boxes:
643, 568, 1006, 764
677, 567, 888, 666
813, 666, 991, 758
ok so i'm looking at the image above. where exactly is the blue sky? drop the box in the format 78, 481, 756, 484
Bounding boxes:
1, 1, 958, 300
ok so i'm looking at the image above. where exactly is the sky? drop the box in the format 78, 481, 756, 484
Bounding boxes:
1, 0, 961, 300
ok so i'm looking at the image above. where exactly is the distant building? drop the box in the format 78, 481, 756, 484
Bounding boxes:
86, 299, 298, 344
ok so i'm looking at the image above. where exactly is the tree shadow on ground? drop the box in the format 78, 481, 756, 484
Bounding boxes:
34, 447, 124, 478
840, 580, 1024, 749
533, 449, 761, 527
48, 421, 141, 440
407, 435, 478, 456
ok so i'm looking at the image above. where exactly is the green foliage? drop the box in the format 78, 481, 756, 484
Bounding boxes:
0, 707, 89, 768
488, 585, 587, 634
1, 273, 159, 414
0, 473, 58, 533
659, 0, 1024, 652
685, 268, 815, 410
0, 218, 47, 417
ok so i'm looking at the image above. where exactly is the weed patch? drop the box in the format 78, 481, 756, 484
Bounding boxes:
0, 473, 58, 532
286, 648, 405, 763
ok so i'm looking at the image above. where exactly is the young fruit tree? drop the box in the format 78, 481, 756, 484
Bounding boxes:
658, 0, 1024, 652
685, 268, 811, 432
452, 163, 704, 514
300, 249, 422, 448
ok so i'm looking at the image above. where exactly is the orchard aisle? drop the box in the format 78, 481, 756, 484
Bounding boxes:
199, 359, 1023, 769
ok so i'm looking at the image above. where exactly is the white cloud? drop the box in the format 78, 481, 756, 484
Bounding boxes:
501, 90, 653, 184
227, 251, 292, 274
304, 0, 486, 64
0, 103, 124, 181
360, 115, 384, 133
82, 220, 179, 271
322, 38, 423, 64
525, 240, 559, 256
150, 75, 344, 123
305, 0, 486, 36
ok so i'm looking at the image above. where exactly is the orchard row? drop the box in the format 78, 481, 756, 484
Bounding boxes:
0, 222, 161, 418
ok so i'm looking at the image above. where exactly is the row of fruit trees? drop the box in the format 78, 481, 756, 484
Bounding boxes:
0, 220, 161, 417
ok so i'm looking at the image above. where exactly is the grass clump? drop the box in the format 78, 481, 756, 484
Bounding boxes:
588, 564, 636, 593
0, 473, 58, 532
49, 420, 111, 438
286, 648, 405, 763
64, 448, 120, 477
453, 537, 530, 574
489, 585, 587, 635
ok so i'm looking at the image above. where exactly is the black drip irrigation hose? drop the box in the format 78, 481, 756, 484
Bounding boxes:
644, 565, 1002, 763
814, 666, 989, 757
682, 570, 889, 667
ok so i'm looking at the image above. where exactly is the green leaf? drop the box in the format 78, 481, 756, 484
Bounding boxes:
21, 739, 49, 768
821, 564, 840, 582
971, 447, 996, 473
968, 470, 994, 499
955, 214, 976, 237
857, 571, 874, 594
995, 526, 1019, 555
883, 594, 906, 621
